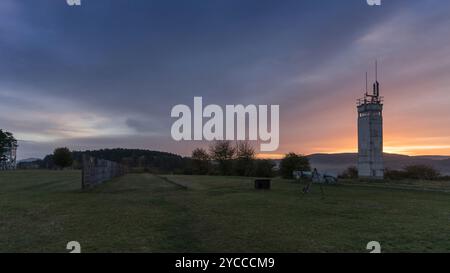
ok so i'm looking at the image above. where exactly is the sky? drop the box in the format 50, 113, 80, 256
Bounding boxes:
1, 0, 450, 160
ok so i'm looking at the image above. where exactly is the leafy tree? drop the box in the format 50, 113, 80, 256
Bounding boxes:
191, 148, 210, 175
209, 141, 235, 175
234, 141, 255, 176
339, 166, 358, 179
53, 147, 73, 169
0, 129, 17, 163
280, 152, 310, 179
254, 159, 275, 178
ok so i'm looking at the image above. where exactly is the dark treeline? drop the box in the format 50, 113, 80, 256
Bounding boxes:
15, 143, 450, 181
339, 164, 447, 180
186, 141, 310, 178
23, 143, 311, 178
36, 148, 187, 174
385, 165, 443, 180
18, 142, 314, 178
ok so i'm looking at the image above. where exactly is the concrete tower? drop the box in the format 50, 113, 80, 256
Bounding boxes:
357, 63, 384, 179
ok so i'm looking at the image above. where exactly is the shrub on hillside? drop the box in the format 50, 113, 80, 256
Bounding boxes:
384, 169, 407, 180
385, 165, 441, 180
404, 165, 440, 180
279, 153, 310, 179
339, 166, 358, 179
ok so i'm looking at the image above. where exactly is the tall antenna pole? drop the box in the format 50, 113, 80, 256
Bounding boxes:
374, 60, 380, 97
365, 72, 368, 95
375, 60, 378, 82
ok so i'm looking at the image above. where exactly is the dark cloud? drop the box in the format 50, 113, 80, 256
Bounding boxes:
1, 0, 450, 158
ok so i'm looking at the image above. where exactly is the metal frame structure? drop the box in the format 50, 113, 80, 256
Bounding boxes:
0, 143, 17, 170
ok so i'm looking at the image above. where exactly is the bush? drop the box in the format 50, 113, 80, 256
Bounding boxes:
53, 147, 73, 169
384, 169, 407, 180
279, 153, 310, 179
385, 165, 441, 180
438, 175, 450, 181
404, 165, 440, 180
339, 166, 358, 179
254, 160, 275, 178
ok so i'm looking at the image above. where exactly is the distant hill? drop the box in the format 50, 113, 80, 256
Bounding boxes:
414, 155, 450, 160
17, 158, 41, 163
307, 153, 450, 176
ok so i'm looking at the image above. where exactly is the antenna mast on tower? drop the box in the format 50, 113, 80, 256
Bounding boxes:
365, 72, 368, 96
374, 60, 380, 98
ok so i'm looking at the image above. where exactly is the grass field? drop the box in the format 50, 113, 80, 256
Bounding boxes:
1, 170, 449, 253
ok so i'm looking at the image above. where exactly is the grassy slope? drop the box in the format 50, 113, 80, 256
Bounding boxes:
0, 170, 449, 253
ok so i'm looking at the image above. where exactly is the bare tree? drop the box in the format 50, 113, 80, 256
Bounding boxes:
235, 141, 255, 176
191, 148, 210, 175
209, 141, 235, 175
